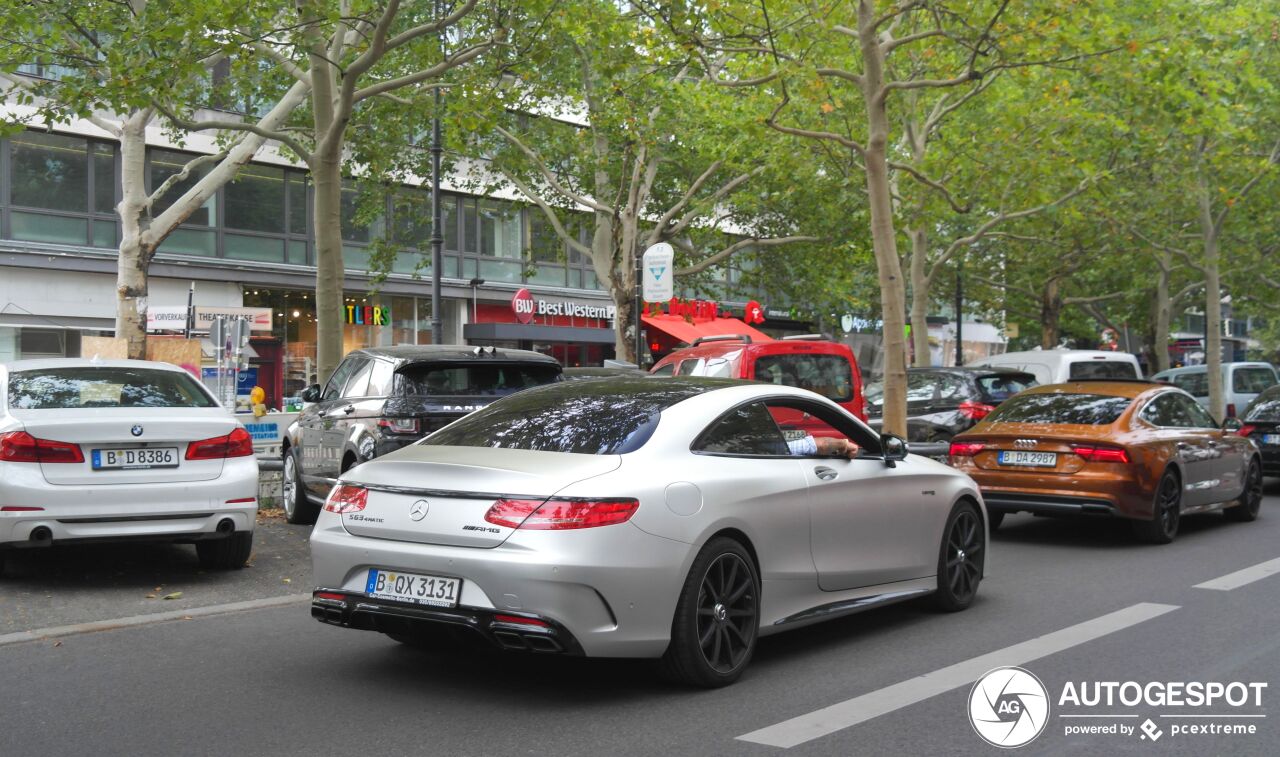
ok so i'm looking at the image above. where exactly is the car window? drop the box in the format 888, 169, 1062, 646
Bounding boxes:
651, 363, 676, 377
937, 374, 968, 401
397, 363, 561, 397
367, 359, 395, 397
322, 357, 361, 401
1244, 389, 1280, 422
906, 372, 939, 403
7, 367, 218, 409
702, 356, 737, 378
693, 401, 790, 456
753, 354, 853, 402
1233, 367, 1277, 393
1068, 360, 1139, 380
420, 380, 702, 453
764, 398, 880, 456
677, 359, 701, 376
342, 358, 374, 399
976, 373, 1036, 402
985, 392, 1133, 425
1177, 394, 1218, 428
1140, 393, 1194, 428
1169, 372, 1208, 397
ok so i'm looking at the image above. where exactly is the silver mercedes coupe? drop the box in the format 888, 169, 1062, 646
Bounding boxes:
309, 377, 988, 686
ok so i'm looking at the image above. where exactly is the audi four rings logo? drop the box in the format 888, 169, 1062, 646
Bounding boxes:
130, 425, 144, 437
968, 666, 1051, 748
1013, 439, 1038, 449
409, 500, 429, 521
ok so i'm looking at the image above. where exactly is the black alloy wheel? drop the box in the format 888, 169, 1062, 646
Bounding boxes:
1225, 459, 1263, 522
662, 537, 760, 687
1134, 469, 1181, 544
934, 501, 984, 611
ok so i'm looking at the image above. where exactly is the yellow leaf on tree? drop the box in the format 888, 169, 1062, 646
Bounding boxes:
821, 102, 835, 114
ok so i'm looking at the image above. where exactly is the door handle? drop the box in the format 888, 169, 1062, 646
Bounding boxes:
341, 405, 355, 415
1207, 440, 1219, 447
1176, 442, 1189, 450
814, 466, 838, 481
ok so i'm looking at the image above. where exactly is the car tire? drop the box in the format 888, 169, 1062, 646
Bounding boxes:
660, 537, 760, 688
933, 500, 985, 612
196, 531, 253, 570
1133, 469, 1181, 544
282, 447, 319, 525
1224, 459, 1263, 523
987, 510, 1004, 532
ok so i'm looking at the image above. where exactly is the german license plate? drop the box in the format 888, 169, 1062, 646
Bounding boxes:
365, 568, 460, 608
998, 450, 1057, 467
91, 447, 179, 470
1263, 434, 1280, 446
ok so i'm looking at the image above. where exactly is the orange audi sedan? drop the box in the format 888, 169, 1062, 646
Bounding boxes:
948, 380, 1263, 543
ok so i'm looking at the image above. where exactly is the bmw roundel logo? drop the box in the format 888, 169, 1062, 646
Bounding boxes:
409, 500, 429, 521
130, 425, 144, 437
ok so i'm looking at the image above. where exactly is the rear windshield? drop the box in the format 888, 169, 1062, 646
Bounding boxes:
1244, 391, 1280, 422
396, 363, 560, 397
1168, 372, 1209, 397
976, 373, 1036, 402
7, 367, 217, 409
983, 392, 1132, 425
753, 354, 853, 402
1068, 360, 1139, 380
1233, 367, 1277, 394
421, 380, 711, 454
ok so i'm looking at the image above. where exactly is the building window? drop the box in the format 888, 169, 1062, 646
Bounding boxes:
7, 130, 117, 247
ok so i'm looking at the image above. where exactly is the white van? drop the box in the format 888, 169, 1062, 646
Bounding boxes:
1151, 362, 1278, 418
967, 348, 1143, 385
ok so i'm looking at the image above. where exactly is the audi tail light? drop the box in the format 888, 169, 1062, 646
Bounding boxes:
0, 431, 84, 464
948, 441, 987, 457
186, 427, 254, 460
324, 484, 368, 514
958, 401, 996, 421
1072, 444, 1130, 463
1235, 425, 1256, 437
484, 497, 640, 530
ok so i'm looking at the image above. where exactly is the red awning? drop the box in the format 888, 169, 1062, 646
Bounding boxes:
641, 314, 772, 346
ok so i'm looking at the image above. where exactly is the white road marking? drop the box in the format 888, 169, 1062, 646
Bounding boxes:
737, 602, 1179, 749
0, 593, 311, 648
1193, 556, 1280, 591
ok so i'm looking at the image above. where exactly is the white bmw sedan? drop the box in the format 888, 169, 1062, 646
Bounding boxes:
311, 377, 987, 687
0, 359, 258, 573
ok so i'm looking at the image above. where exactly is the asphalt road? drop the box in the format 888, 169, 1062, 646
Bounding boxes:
3, 485, 1280, 757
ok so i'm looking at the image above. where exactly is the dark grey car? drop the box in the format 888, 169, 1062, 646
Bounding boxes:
281, 345, 561, 523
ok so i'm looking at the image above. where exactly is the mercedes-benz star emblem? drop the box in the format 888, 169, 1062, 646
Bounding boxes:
409, 500, 429, 521
130, 425, 144, 437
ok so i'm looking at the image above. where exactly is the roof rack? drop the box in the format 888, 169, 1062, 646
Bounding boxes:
781, 334, 830, 341
691, 334, 752, 346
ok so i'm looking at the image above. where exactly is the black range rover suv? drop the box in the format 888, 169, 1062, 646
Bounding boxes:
281, 345, 562, 523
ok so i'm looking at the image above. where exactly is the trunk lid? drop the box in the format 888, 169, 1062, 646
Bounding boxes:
339, 445, 622, 547
963, 422, 1120, 474
11, 408, 237, 485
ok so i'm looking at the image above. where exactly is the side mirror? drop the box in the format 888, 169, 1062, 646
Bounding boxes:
1222, 417, 1244, 433
301, 384, 321, 403
881, 434, 908, 468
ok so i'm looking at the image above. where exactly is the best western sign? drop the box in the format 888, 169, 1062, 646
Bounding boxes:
511, 288, 616, 323
147, 306, 273, 333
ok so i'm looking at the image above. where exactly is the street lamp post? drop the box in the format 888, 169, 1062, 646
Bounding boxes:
469, 277, 485, 322
954, 256, 964, 367
429, 0, 444, 345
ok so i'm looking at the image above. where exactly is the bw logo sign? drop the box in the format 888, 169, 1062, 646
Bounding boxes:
969, 667, 1050, 748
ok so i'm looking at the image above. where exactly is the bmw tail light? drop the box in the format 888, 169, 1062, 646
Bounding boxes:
324, 484, 368, 514
958, 401, 996, 421
1235, 425, 1256, 437
1072, 444, 1130, 463
378, 417, 420, 434
186, 427, 254, 460
484, 497, 640, 530
949, 441, 987, 457
0, 431, 84, 463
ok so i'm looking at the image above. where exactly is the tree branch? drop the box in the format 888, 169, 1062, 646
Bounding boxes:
674, 235, 819, 276
494, 125, 614, 213
154, 103, 312, 162
888, 160, 969, 213
352, 40, 497, 103
1063, 291, 1126, 305
1213, 138, 1280, 234
816, 67, 864, 88
382, 0, 480, 51
497, 168, 592, 257
765, 97, 866, 156
645, 160, 723, 248
665, 166, 766, 240
252, 41, 310, 84
147, 150, 228, 207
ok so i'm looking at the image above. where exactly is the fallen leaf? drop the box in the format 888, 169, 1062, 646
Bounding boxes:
162, 592, 183, 600
181, 616, 193, 621
153, 586, 163, 592
53, 640, 62, 647
282, 578, 292, 584
145, 594, 157, 599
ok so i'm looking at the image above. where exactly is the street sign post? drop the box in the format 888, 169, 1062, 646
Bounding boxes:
642, 243, 675, 302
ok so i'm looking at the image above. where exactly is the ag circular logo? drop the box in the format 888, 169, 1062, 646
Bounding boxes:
968, 666, 1050, 748
511, 288, 536, 324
